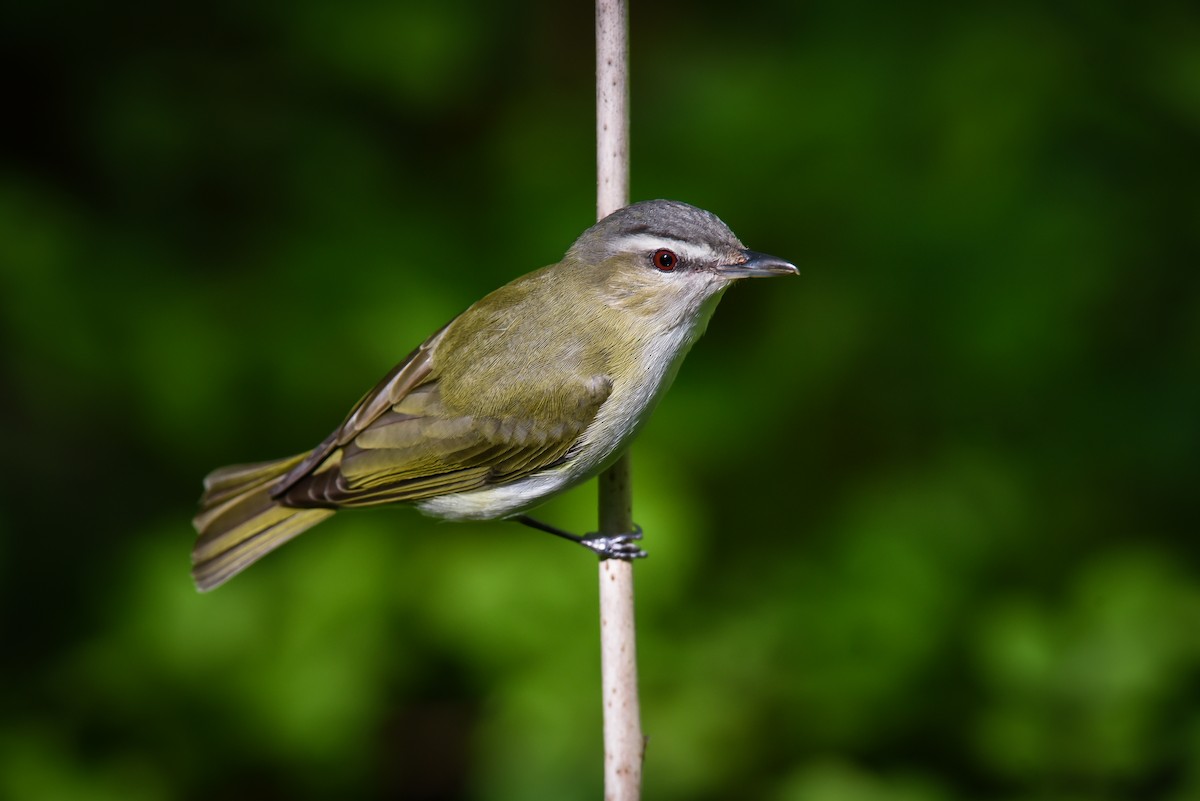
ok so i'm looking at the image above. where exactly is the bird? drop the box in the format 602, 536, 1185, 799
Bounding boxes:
192, 199, 796, 590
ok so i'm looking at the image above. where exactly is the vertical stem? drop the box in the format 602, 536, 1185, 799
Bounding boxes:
598, 454, 641, 800
596, 0, 630, 218
596, 1, 642, 800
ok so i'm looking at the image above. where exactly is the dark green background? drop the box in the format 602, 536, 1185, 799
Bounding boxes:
3, 1, 1199, 799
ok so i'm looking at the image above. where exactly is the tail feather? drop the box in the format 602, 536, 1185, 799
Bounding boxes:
199, 455, 306, 509
192, 454, 335, 591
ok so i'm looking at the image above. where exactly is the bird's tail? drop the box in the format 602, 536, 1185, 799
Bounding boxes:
191, 453, 334, 591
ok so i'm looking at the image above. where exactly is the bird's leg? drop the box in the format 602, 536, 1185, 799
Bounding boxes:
513, 515, 647, 560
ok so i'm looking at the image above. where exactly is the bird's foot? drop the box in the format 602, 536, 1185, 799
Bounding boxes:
513, 515, 648, 560
579, 525, 647, 561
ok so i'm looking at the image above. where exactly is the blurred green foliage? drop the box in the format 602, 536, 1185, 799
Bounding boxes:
2, 1, 1199, 799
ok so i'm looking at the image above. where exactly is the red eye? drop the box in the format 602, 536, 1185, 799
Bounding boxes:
653, 249, 678, 271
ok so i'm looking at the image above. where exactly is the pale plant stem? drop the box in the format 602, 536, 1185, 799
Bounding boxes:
595, 1, 643, 799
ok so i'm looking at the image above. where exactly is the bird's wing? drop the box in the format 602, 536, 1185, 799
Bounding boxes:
271, 321, 453, 498
277, 375, 612, 508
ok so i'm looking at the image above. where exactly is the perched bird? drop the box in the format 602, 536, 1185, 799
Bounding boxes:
192, 200, 796, 590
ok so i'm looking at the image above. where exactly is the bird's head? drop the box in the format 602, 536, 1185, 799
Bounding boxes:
566, 199, 797, 323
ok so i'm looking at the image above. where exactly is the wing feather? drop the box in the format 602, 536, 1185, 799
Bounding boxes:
271, 322, 453, 498
278, 377, 609, 510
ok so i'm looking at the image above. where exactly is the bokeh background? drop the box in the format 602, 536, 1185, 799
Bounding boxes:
3, 1, 1199, 799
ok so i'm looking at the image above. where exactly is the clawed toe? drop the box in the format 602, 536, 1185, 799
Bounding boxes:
580, 524, 647, 561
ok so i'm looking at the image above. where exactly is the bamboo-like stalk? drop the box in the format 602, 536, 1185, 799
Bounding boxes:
595, 1, 643, 799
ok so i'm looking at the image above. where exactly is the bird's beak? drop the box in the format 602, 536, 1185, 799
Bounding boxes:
716, 250, 799, 278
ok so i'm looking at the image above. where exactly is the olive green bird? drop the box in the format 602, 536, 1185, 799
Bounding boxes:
193, 200, 796, 590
